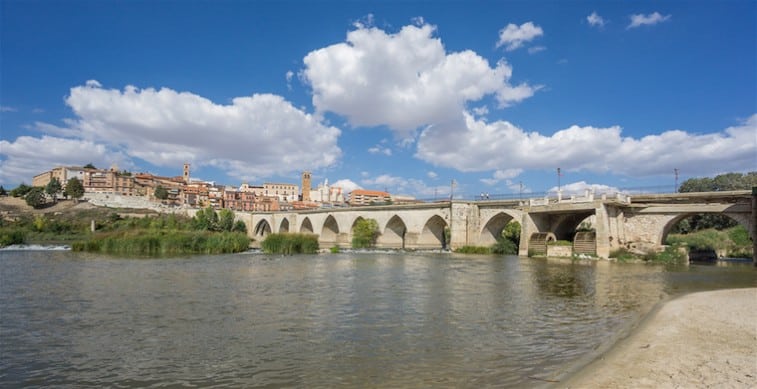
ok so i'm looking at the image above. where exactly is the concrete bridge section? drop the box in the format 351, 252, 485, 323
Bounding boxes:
238, 203, 453, 250
233, 190, 755, 261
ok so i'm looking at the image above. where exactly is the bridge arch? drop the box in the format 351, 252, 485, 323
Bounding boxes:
320, 215, 340, 247
418, 215, 448, 249
378, 214, 407, 249
254, 219, 272, 240
552, 212, 594, 241
479, 211, 518, 246
660, 212, 751, 246
279, 218, 290, 233
299, 217, 314, 234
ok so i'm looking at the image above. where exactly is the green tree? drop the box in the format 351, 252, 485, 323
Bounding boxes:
154, 185, 169, 200
193, 206, 219, 231
10, 183, 32, 198
0, 186, 7, 196
45, 177, 62, 203
218, 209, 235, 232
678, 171, 757, 192
232, 220, 247, 233
492, 221, 520, 255
25, 187, 46, 208
83, 163, 96, 169
675, 171, 756, 232
65, 177, 85, 202
502, 221, 521, 244
352, 218, 379, 248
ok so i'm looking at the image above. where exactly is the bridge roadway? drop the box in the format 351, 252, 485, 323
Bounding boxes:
229, 190, 755, 260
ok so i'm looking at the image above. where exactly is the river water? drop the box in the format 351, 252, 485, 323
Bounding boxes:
1, 250, 754, 388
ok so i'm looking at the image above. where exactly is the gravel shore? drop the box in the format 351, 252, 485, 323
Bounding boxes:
562, 288, 757, 388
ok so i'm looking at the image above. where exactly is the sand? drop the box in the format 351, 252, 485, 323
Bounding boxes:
561, 288, 757, 388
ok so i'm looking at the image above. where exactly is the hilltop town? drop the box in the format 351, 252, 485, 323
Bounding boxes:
29, 164, 417, 211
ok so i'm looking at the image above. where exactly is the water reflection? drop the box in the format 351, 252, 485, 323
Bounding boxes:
0, 250, 754, 388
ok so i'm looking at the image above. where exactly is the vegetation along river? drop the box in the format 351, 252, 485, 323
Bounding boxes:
1, 250, 754, 387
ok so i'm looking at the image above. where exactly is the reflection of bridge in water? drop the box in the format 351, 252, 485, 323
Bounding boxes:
233, 190, 755, 261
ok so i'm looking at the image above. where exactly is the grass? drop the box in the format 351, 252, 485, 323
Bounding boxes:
454, 245, 491, 254
72, 230, 250, 256
261, 233, 319, 255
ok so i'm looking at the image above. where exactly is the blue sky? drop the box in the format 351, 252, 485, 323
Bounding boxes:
1, 0, 755, 199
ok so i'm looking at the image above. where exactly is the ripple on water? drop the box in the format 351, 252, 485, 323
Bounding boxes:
1, 251, 754, 387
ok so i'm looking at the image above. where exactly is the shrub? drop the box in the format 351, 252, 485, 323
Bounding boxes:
454, 245, 491, 254
352, 218, 379, 248
491, 238, 518, 255
261, 233, 319, 255
0, 228, 25, 247
329, 246, 341, 253
642, 245, 688, 264
609, 248, 636, 261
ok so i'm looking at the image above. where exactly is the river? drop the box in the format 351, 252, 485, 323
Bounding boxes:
1, 250, 754, 387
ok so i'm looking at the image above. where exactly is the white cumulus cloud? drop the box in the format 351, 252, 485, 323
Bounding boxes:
331, 178, 362, 194
549, 181, 620, 195
302, 22, 537, 139
628, 12, 671, 29
416, 112, 757, 178
1, 81, 342, 185
496, 22, 544, 51
0, 135, 131, 184
60, 81, 342, 181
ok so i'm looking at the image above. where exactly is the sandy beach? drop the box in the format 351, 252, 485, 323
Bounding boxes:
561, 288, 757, 388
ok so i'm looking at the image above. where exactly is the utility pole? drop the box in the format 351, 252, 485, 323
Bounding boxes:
519, 181, 523, 200
674, 168, 679, 193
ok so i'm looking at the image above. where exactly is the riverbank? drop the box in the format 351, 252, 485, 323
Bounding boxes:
560, 288, 757, 388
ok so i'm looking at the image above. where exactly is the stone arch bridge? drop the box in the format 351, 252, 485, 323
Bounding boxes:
228, 190, 755, 260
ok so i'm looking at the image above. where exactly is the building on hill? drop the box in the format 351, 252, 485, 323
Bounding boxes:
349, 189, 391, 206
33, 166, 86, 189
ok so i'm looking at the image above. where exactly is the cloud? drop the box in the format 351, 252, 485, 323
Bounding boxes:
0, 135, 131, 185
285, 70, 294, 90
480, 168, 523, 186
368, 145, 392, 156
496, 22, 544, 51
587, 12, 606, 28
302, 22, 537, 139
415, 112, 757, 178
2, 81, 342, 184
548, 181, 620, 195
360, 173, 444, 197
427, 171, 438, 179
527, 46, 546, 54
331, 178, 361, 193
628, 12, 671, 29
1, 106, 18, 112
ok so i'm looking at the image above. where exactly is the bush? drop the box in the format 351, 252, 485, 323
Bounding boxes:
491, 238, 518, 255
261, 233, 319, 255
0, 228, 25, 247
454, 245, 491, 254
642, 245, 688, 264
609, 248, 636, 261
352, 218, 379, 248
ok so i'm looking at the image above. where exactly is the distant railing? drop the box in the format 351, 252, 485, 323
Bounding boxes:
413, 185, 677, 204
